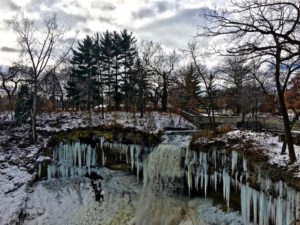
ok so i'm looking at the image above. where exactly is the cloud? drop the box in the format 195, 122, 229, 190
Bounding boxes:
56, 11, 88, 27
26, 0, 59, 11
155, 1, 170, 13
132, 1, 175, 20
137, 7, 211, 49
133, 8, 155, 19
98, 16, 114, 24
91, 1, 116, 11
1, 47, 19, 52
0, 0, 21, 11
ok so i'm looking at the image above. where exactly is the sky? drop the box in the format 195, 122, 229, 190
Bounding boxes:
0, 0, 228, 66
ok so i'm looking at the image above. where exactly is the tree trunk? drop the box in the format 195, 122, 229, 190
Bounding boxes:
162, 72, 168, 112
7, 94, 13, 121
32, 81, 38, 142
140, 107, 144, 118
278, 89, 296, 163
115, 75, 118, 111
275, 48, 296, 163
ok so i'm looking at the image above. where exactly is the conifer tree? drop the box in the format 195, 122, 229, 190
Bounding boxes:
111, 31, 122, 111
99, 31, 114, 108
93, 33, 105, 118
119, 29, 137, 111
67, 35, 98, 110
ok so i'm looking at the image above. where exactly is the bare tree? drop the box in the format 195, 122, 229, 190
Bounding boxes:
139, 41, 177, 112
186, 41, 218, 129
200, 0, 300, 163
217, 56, 250, 117
13, 14, 75, 141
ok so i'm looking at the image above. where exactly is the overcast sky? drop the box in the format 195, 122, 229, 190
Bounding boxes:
0, 0, 228, 66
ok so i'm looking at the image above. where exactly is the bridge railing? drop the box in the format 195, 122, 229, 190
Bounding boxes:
180, 110, 300, 131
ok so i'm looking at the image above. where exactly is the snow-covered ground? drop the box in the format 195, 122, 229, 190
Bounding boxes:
224, 130, 300, 176
0, 123, 48, 225
36, 111, 195, 133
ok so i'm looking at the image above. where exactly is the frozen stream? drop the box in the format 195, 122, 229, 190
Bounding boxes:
22, 132, 300, 225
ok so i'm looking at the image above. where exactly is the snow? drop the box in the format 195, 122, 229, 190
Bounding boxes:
35, 111, 195, 133
225, 130, 300, 175
23, 171, 140, 225
0, 164, 33, 225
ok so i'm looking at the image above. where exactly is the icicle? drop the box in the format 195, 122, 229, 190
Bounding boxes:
241, 184, 252, 224
143, 158, 148, 186
130, 145, 135, 171
47, 165, 51, 179
276, 197, 283, 225
231, 151, 238, 173
38, 163, 42, 177
243, 157, 247, 172
253, 189, 258, 225
102, 146, 106, 166
187, 165, 192, 195
214, 171, 217, 192
222, 170, 230, 210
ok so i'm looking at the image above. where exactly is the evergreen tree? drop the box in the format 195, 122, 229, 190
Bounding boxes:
111, 31, 122, 111
99, 31, 114, 108
119, 30, 137, 111
66, 35, 98, 110
15, 85, 33, 124
93, 33, 105, 118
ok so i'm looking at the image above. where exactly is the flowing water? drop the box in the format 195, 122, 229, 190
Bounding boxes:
24, 131, 300, 225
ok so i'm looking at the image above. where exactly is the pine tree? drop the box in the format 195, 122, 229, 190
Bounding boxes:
111, 31, 122, 111
119, 29, 137, 111
93, 33, 105, 118
99, 31, 114, 108
66, 35, 98, 110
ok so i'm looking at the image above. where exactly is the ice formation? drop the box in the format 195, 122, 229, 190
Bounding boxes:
41, 136, 146, 180
39, 133, 300, 225
184, 148, 300, 225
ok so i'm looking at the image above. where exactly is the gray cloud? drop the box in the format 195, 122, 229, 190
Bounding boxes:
91, 2, 116, 11
82, 27, 92, 33
133, 8, 155, 19
0, 0, 21, 11
155, 1, 169, 13
132, 1, 179, 20
137, 7, 211, 49
98, 16, 114, 24
1, 47, 19, 52
56, 11, 88, 27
